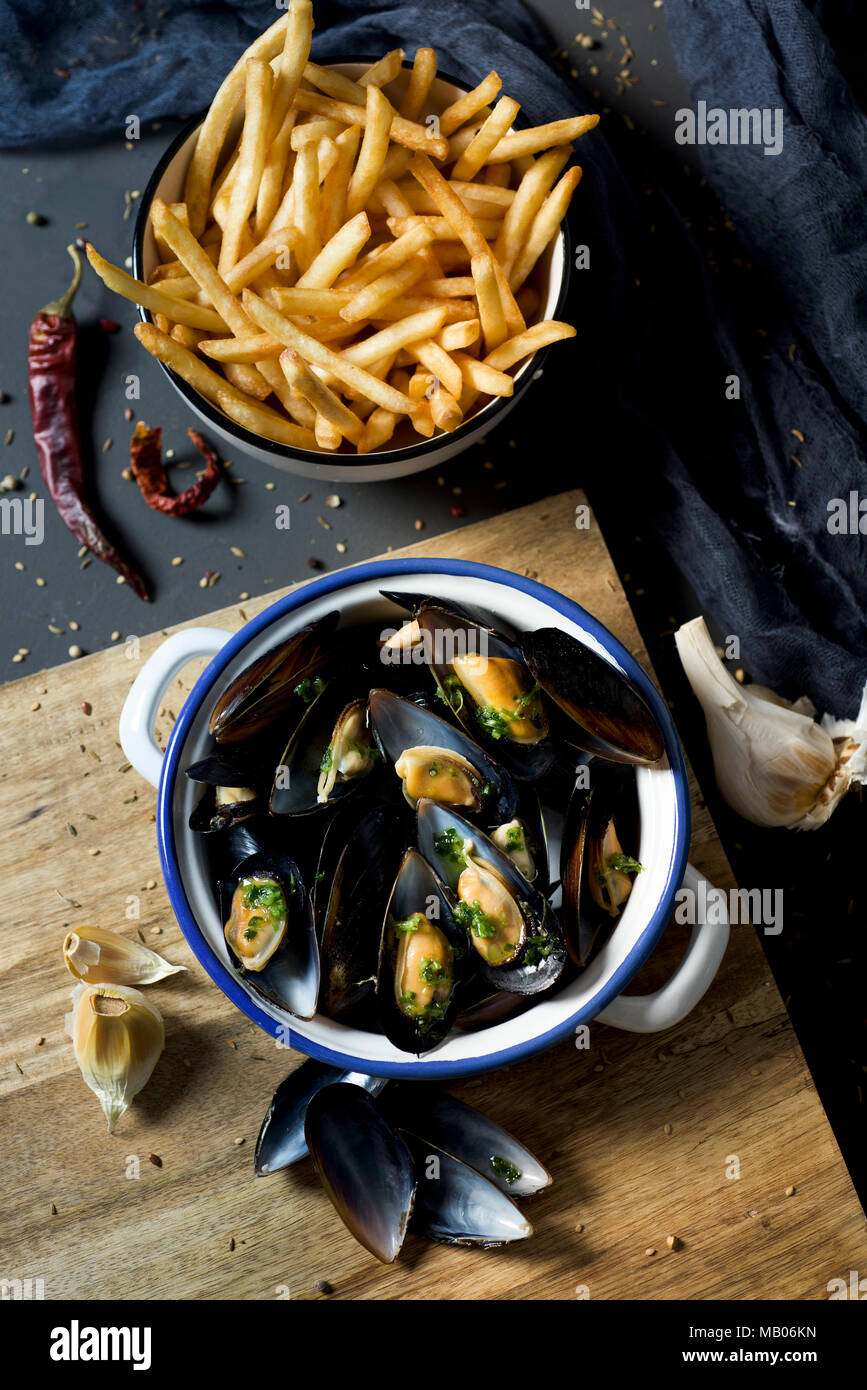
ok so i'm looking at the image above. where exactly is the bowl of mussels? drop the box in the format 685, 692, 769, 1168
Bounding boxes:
119, 559, 723, 1083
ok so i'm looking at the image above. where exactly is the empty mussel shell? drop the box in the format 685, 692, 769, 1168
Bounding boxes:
219, 851, 319, 1020
379, 1083, 551, 1197
561, 761, 642, 966
305, 1084, 416, 1264
377, 848, 465, 1055
255, 1060, 387, 1175
368, 688, 517, 825
417, 604, 555, 780
417, 800, 566, 996
400, 1132, 533, 1247
270, 676, 378, 817
521, 627, 665, 766
208, 610, 339, 744
189, 783, 263, 834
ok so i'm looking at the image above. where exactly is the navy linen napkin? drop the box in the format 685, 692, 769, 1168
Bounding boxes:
1, 0, 864, 716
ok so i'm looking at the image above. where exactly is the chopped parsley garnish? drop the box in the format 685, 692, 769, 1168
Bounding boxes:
442, 674, 464, 713
515, 680, 542, 712
607, 852, 643, 875
243, 881, 282, 909
491, 1155, 522, 1185
454, 899, 497, 939
433, 827, 466, 870
505, 826, 524, 851
419, 957, 445, 983
320, 745, 333, 773
398, 990, 416, 1010
523, 934, 552, 966
428, 760, 440, 777
243, 915, 265, 941
391, 915, 421, 934
294, 675, 326, 704
476, 705, 512, 740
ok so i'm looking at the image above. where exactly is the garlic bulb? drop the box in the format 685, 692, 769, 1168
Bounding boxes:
674, 616, 867, 829
67, 982, 165, 1132
63, 926, 185, 986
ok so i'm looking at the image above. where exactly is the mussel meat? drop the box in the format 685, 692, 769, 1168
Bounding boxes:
271, 679, 377, 816
219, 848, 319, 1019
560, 761, 643, 966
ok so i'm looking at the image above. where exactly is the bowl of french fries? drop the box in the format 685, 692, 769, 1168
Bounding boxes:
87, 2, 595, 481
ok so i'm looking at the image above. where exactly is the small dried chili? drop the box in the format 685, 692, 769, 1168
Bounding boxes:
129, 423, 223, 515
28, 245, 149, 600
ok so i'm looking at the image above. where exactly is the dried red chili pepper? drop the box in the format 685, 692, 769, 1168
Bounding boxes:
130, 422, 223, 515
28, 244, 149, 600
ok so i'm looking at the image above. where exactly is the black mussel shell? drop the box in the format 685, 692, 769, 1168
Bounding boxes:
380, 1083, 551, 1196
209, 611, 339, 744
521, 627, 665, 766
318, 802, 405, 1026
270, 676, 379, 817
561, 761, 642, 966
400, 1132, 532, 1247
376, 849, 466, 1055
305, 1084, 416, 1264
417, 800, 566, 997
417, 605, 555, 781
219, 851, 319, 1019
189, 783, 263, 834
452, 983, 534, 1032
311, 794, 393, 941
255, 1061, 387, 1175
368, 688, 517, 826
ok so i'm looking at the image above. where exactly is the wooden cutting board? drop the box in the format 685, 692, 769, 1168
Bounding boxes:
1, 488, 864, 1301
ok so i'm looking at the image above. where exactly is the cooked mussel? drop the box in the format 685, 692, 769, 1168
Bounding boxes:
304, 1084, 416, 1264
417, 605, 554, 780
561, 761, 643, 966
255, 1060, 386, 1175
379, 1083, 551, 1196
318, 801, 405, 1025
208, 611, 338, 744
186, 743, 272, 833
219, 850, 319, 1019
417, 800, 566, 996
377, 849, 464, 1054
368, 688, 517, 824
271, 679, 377, 816
521, 627, 665, 766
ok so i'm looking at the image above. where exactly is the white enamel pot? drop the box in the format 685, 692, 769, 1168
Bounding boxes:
119, 559, 729, 1079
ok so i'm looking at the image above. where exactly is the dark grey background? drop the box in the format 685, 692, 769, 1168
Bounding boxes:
4, 1, 865, 1215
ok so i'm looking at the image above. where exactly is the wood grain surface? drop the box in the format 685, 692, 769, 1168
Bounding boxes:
1, 488, 864, 1301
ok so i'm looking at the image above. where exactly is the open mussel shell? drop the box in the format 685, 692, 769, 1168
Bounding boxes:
189, 783, 263, 834
368, 688, 517, 825
186, 741, 275, 834
255, 1061, 386, 1175
319, 801, 405, 1026
270, 676, 378, 817
305, 1084, 416, 1264
208, 610, 339, 744
521, 627, 665, 766
400, 1133, 532, 1247
561, 761, 642, 966
219, 851, 319, 1020
452, 981, 534, 1032
416, 605, 555, 781
379, 1083, 551, 1197
377, 849, 466, 1055
490, 786, 549, 892
418, 800, 566, 997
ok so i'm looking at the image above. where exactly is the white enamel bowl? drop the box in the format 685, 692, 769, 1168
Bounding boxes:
120, 559, 729, 1079
133, 62, 570, 482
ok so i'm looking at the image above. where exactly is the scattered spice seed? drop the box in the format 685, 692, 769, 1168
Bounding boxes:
314, 1279, 334, 1295
26, 211, 46, 226
450, 504, 465, 517
336, 542, 347, 554
298, 491, 311, 502
125, 407, 134, 421
234, 1137, 245, 1146
102, 438, 113, 452
228, 1040, 238, 1049
81, 701, 92, 715
666, 1234, 682, 1251
228, 1237, 236, 1252
111, 630, 121, 641
791, 428, 805, 442
12, 654, 24, 664
69, 620, 80, 631
414, 519, 424, 530
31, 701, 41, 711
15, 1060, 24, 1075
99, 319, 120, 334
317, 514, 331, 530
230, 546, 245, 558
307, 557, 324, 570
148, 1153, 162, 1168
15, 560, 24, 570
663, 1123, 672, 1135
265, 481, 276, 490
88, 847, 100, 856
50, 1202, 57, 1215
150, 926, 162, 936
645, 1247, 657, 1257
5, 430, 14, 447
574, 1222, 584, 1233
146, 879, 156, 889
67, 823, 77, 836
785, 1185, 796, 1197
791, 455, 802, 467
325, 493, 342, 508
171, 556, 183, 567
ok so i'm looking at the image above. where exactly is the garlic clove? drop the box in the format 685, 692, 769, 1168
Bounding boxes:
62, 925, 185, 986
67, 982, 164, 1132
674, 617, 867, 830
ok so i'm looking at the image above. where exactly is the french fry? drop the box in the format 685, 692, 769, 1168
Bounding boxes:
170, 324, 207, 350
438, 318, 479, 351
255, 0, 314, 233
254, 107, 298, 236
339, 222, 435, 292
216, 389, 320, 448
340, 306, 448, 367
242, 290, 417, 414
291, 119, 343, 148
346, 85, 394, 220
386, 215, 503, 241
439, 71, 502, 137
293, 88, 449, 160
416, 276, 475, 298
485, 114, 600, 163
315, 414, 342, 449
494, 145, 571, 274
339, 251, 432, 322
302, 61, 365, 103
268, 287, 352, 315
484, 163, 512, 188
452, 351, 514, 396
428, 381, 463, 432
405, 338, 462, 398
483, 319, 576, 370
358, 406, 398, 453
509, 167, 583, 290
279, 348, 364, 444
319, 124, 362, 244
452, 97, 520, 182
391, 185, 512, 216
407, 154, 489, 256
153, 201, 190, 260
85, 245, 228, 332
183, 8, 290, 234
133, 321, 317, 449
371, 294, 476, 323
217, 59, 273, 275
360, 48, 405, 88
200, 334, 281, 363
291, 142, 321, 272
399, 48, 437, 120
471, 252, 507, 351
295, 210, 371, 289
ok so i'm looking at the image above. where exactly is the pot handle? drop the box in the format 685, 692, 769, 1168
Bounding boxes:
594, 863, 729, 1034
119, 627, 233, 789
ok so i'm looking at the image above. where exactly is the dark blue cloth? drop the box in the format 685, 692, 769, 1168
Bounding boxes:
1, 0, 864, 715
